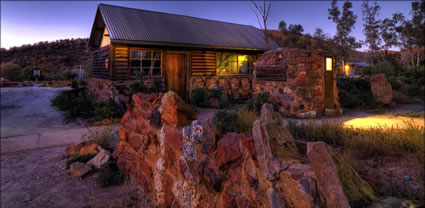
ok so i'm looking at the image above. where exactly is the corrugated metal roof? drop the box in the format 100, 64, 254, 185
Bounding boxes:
90, 4, 278, 50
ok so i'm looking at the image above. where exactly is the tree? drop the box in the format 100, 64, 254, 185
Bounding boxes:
328, 0, 361, 69
380, 13, 404, 55
313, 28, 331, 50
278, 20, 310, 48
250, 0, 272, 49
410, 0, 425, 66
362, 0, 381, 65
0, 62, 21, 81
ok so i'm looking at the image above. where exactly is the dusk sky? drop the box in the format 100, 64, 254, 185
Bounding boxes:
1, 1, 414, 51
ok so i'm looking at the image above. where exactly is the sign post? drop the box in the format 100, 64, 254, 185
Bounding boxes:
33, 69, 41, 82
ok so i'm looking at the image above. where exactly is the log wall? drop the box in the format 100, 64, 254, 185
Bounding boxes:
91, 45, 110, 79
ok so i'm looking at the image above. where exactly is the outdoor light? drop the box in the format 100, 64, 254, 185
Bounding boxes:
344, 64, 350, 76
105, 58, 109, 69
326, 58, 332, 71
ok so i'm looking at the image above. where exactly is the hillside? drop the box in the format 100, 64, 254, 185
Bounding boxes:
0, 38, 90, 76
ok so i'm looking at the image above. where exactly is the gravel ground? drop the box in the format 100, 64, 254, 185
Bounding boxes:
0, 86, 83, 138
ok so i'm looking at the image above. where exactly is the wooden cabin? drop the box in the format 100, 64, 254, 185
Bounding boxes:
88, 4, 278, 100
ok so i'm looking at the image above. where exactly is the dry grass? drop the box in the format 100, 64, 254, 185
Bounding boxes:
81, 126, 113, 150
236, 110, 257, 134
288, 120, 425, 164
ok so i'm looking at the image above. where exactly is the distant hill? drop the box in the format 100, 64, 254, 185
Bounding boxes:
0, 38, 90, 76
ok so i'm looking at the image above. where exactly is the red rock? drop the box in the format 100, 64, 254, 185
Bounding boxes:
240, 135, 256, 157
119, 127, 127, 141
370, 73, 393, 104
127, 133, 142, 151
306, 142, 350, 208
216, 133, 242, 168
277, 164, 319, 208
64, 141, 87, 157
161, 125, 183, 150
79, 143, 100, 155
161, 91, 197, 128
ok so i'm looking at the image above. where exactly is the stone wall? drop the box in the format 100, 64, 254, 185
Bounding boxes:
253, 48, 337, 117
87, 78, 121, 103
116, 92, 374, 207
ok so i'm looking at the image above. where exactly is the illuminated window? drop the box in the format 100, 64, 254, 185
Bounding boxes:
217, 53, 255, 75
326, 57, 332, 71
130, 50, 161, 76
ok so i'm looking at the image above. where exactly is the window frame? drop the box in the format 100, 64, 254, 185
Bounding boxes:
129, 48, 163, 77
216, 52, 256, 76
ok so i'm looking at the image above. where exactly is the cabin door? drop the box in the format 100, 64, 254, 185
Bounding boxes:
324, 57, 335, 108
166, 53, 187, 99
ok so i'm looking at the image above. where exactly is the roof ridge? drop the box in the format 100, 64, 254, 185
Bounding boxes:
98, 3, 259, 29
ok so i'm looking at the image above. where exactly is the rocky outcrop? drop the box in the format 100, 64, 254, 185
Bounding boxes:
79, 143, 100, 155
117, 96, 375, 207
87, 148, 111, 169
69, 162, 92, 178
370, 73, 393, 105
307, 142, 376, 208
160, 91, 198, 128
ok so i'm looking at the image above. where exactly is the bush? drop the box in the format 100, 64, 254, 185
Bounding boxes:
81, 126, 113, 150
244, 92, 271, 113
0, 62, 21, 81
129, 80, 150, 94
150, 79, 164, 93
372, 61, 396, 77
191, 88, 209, 107
51, 90, 95, 120
66, 154, 96, 169
94, 100, 125, 122
362, 66, 374, 75
62, 69, 77, 80
212, 110, 237, 138
337, 77, 383, 109
236, 110, 257, 134
20, 66, 37, 81
96, 161, 124, 187
387, 76, 401, 90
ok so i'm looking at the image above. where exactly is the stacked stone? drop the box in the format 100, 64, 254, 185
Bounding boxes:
117, 92, 374, 207
253, 48, 328, 117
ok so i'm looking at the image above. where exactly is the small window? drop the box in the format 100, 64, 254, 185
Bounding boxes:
130, 50, 161, 76
326, 57, 333, 71
217, 53, 255, 75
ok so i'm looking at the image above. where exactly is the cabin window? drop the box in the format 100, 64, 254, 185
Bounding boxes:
130, 50, 161, 76
216, 52, 255, 75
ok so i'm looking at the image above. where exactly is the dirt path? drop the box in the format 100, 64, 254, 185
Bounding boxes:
1, 86, 84, 139
0, 146, 149, 208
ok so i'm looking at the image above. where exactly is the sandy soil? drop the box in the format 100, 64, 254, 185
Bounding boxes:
1, 86, 84, 138
0, 146, 152, 208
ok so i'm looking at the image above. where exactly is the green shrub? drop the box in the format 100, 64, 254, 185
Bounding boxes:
66, 154, 96, 169
150, 79, 164, 93
236, 110, 257, 134
94, 106, 113, 121
96, 161, 125, 187
212, 110, 237, 138
191, 88, 209, 107
244, 92, 270, 113
209, 87, 222, 100
93, 100, 125, 121
129, 80, 150, 94
20, 66, 37, 81
337, 77, 383, 109
387, 76, 401, 90
81, 127, 113, 150
51, 90, 95, 120
62, 69, 77, 80
219, 97, 231, 109
78, 80, 87, 87
372, 61, 396, 77
0, 62, 21, 81
362, 66, 374, 75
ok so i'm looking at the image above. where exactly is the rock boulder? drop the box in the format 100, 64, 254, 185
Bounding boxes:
370, 73, 393, 105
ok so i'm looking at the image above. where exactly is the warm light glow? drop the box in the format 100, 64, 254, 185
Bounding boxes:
344, 64, 350, 76
343, 115, 424, 129
326, 58, 332, 71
